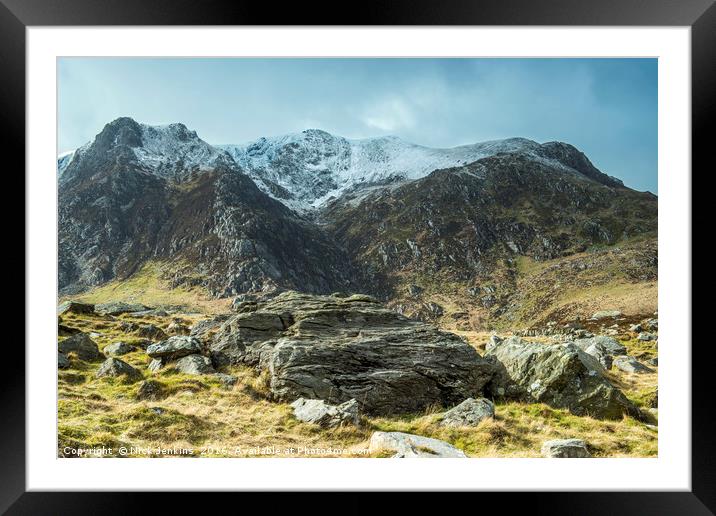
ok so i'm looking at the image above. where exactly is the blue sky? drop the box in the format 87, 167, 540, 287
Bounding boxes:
58, 58, 657, 192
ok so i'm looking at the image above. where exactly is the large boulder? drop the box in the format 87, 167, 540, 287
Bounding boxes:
96, 357, 143, 382
485, 337, 637, 419
541, 439, 591, 458
58, 333, 101, 361
440, 398, 495, 427
210, 311, 288, 366
290, 398, 360, 428
210, 292, 495, 415
146, 336, 202, 360
57, 301, 95, 316
369, 432, 467, 458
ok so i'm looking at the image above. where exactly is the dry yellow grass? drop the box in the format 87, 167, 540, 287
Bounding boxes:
59, 353, 657, 458
58, 312, 658, 459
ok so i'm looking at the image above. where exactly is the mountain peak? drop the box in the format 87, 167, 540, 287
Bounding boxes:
61, 118, 226, 182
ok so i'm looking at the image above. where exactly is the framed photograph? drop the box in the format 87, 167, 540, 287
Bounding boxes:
7, 0, 713, 511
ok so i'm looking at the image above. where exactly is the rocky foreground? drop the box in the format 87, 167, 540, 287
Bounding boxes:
57, 293, 658, 458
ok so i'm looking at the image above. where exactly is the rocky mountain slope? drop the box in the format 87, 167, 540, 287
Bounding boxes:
59, 118, 657, 329
318, 150, 657, 314
59, 118, 356, 297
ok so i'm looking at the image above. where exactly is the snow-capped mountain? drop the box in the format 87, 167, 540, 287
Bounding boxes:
57, 117, 653, 303
218, 131, 546, 212
60, 121, 624, 213
59, 118, 228, 183
219, 130, 623, 212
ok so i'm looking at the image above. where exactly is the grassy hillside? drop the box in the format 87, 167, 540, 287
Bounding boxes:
63, 261, 231, 314
387, 234, 657, 332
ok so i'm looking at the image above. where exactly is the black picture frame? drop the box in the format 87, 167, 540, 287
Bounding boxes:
5, 0, 712, 513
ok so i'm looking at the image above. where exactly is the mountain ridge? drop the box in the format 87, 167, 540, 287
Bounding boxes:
60, 119, 631, 213
58, 118, 657, 329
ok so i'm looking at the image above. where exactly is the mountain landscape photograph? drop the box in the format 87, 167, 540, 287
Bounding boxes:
57, 58, 658, 459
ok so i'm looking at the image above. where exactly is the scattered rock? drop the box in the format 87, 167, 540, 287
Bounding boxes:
591, 310, 622, 320
573, 329, 594, 339
166, 321, 190, 336
58, 353, 69, 369
629, 323, 643, 332
58, 333, 102, 361
574, 339, 616, 370
95, 301, 149, 316
563, 321, 584, 331
135, 324, 167, 341
57, 301, 95, 316
648, 357, 658, 367
103, 341, 135, 356
440, 398, 494, 427
58, 324, 82, 336
369, 431, 467, 458
486, 335, 503, 352
96, 357, 143, 382
136, 379, 164, 400
132, 339, 153, 350
613, 356, 654, 374
541, 439, 591, 458
119, 321, 140, 333
486, 337, 636, 419
173, 354, 216, 375
407, 284, 424, 297
290, 398, 360, 428
211, 292, 494, 415
424, 302, 444, 317
147, 358, 164, 372
637, 332, 657, 341
190, 314, 232, 342
213, 373, 238, 389
573, 335, 627, 357
147, 336, 202, 360
231, 294, 258, 311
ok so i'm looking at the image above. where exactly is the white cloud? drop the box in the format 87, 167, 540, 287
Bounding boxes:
361, 97, 416, 133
